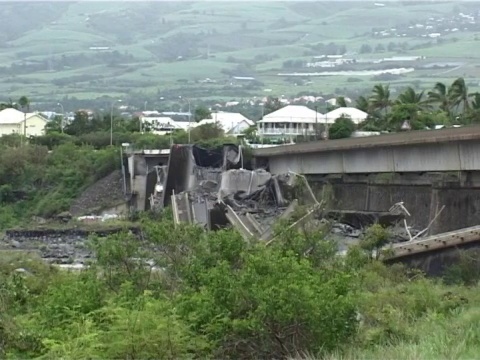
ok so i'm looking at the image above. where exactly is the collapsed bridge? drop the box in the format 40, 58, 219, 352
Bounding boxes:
122, 137, 480, 273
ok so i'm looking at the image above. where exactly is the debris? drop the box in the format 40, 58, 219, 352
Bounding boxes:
31, 216, 47, 224
56, 211, 72, 222
77, 214, 120, 223
322, 210, 404, 229
389, 202, 411, 217
149, 165, 167, 211
164, 144, 303, 240
411, 204, 446, 240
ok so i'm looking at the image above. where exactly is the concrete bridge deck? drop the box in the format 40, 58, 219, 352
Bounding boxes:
253, 126, 480, 157
384, 225, 480, 260
253, 126, 480, 175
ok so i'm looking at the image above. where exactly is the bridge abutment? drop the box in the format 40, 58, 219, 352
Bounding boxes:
309, 172, 480, 234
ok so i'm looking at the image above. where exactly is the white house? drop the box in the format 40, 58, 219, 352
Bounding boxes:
324, 107, 369, 124
195, 112, 254, 136
0, 108, 47, 137
257, 105, 324, 138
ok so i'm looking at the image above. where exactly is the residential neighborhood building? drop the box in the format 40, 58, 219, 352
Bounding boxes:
140, 115, 188, 135
0, 108, 47, 137
257, 105, 324, 139
324, 107, 369, 124
195, 111, 254, 136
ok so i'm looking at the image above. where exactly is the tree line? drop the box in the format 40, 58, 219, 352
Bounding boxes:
355, 77, 480, 132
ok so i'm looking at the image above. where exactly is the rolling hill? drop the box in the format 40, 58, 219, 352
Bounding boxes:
0, 1, 479, 108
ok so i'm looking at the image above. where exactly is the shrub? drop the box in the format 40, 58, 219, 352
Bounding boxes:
329, 116, 356, 139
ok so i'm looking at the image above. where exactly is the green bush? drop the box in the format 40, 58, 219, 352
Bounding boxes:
0, 215, 479, 359
0, 142, 120, 224
329, 116, 356, 139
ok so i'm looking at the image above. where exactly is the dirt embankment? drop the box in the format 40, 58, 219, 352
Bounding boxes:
70, 170, 126, 216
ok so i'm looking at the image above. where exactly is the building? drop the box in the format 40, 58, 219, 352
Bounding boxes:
257, 105, 324, 139
324, 107, 369, 125
0, 108, 47, 137
140, 115, 186, 135
195, 111, 254, 136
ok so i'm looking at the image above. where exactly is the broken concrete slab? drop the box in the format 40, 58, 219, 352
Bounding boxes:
218, 168, 272, 199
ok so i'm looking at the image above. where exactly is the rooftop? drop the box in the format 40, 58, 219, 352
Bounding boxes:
258, 105, 324, 124
0, 108, 47, 124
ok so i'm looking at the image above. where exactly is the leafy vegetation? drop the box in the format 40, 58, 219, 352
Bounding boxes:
0, 138, 119, 227
328, 116, 355, 139
1, 219, 480, 359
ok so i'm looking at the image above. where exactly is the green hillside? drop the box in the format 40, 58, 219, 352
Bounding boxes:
0, 1, 479, 105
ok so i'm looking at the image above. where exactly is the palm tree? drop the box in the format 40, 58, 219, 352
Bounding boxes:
470, 92, 480, 110
369, 84, 392, 116
0, 98, 18, 110
395, 87, 428, 108
17, 96, 30, 138
355, 95, 370, 113
18, 96, 30, 112
449, 77, 470, 114
427, 82, 452, 117
465, 92, 480, 123
336, 96, 348, 108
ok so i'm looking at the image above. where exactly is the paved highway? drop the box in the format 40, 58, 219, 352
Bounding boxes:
253, 125, 480, 157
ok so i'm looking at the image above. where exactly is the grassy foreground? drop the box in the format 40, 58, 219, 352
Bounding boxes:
1, 215, 479, 359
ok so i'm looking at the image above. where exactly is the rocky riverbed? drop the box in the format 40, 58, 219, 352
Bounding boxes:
0, 220, 415, 266
0, 227, 140, 265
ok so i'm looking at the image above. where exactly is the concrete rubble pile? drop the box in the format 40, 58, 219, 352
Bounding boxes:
159, 144, 416, 244
162, 144, 301, 241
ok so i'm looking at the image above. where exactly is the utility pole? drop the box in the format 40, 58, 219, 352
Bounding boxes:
314, 105, 318, 141
141, 100, 148, 133
110, 99, 122, 146
179, 96, 191, 143
57, 103, 64, 133
325, 113, 329, 140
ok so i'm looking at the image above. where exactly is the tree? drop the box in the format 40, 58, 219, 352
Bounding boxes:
427, 82, 452, 117
471, 92, 480, 111
194, 106, 211, 122
64, 111, 91, 136
356, 95, 370, 113
263, 97, 284, 116
360, 224, 390, 259
464, 92, 480, 124
0, 98, 18, 110
190, 123, 224, 142
369, 84, 392, 116
395, 87, 429, 120
359, 44, 372, 54
45, 115, 64, 133
451, 78, 468, 113
374, 43, 386, 53
387, 41, 397, 52
329, 116, 356, 139
18, 96, 30, 112
449, 77, 470, 115
336, 96, 348, 108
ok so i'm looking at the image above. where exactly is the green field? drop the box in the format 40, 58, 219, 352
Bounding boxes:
0, 1, 479, 106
